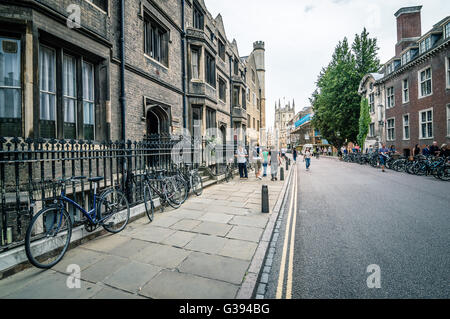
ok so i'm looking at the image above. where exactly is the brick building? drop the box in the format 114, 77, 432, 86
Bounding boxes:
359, 6, 450, 156
0, 0, 265, 146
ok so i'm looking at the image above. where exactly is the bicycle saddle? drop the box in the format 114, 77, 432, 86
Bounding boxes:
88, 177, 104, 183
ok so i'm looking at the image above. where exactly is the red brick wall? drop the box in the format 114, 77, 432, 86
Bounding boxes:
384, 46, 450, 155
396, 12, 421, 56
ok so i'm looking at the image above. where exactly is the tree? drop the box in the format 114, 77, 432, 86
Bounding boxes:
357, 97, 371, 148
311, 29, 380, 149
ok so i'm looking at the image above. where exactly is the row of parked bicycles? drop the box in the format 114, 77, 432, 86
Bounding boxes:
342, 152, 450, 181
23, 162, 238, 269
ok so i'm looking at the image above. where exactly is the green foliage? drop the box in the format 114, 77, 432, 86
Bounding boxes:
311, 28, 380, 148
357, 97, 371, 147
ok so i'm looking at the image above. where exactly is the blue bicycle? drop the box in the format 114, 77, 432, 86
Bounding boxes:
25, 176, 130, 269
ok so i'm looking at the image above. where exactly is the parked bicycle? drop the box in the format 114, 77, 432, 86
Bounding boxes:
25, 176, 130, 269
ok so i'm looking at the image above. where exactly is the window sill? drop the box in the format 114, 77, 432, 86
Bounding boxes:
144, 54, 169, 70
418, 93, 433, 99
85, 0, 108, 15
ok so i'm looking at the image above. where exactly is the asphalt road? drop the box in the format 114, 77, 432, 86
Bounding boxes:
265, 157, 450, 299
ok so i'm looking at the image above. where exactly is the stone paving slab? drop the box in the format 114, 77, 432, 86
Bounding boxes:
218, 239, 258, 261
81, 255, 129, 283
178, 252, 250, 285
103, 261, 162, 293
184, 234, 229, 254
161, 230, 197, 248
165, 209, 207, 220
5, 272, 102, 299
80, 234, 130, 253
52, 248, 106, 273
140, 270, 238, 299
191, 221, 233, 236
132, 244, 191, 269
128, 226, 176, 244
229, 215, 269, 228
92, 286, 146, 299
170, 219, 202, 231
0, 268, 53, 298
107, 239, 150, 258
226, 226, 264, 242
150, 216, 180, 228
199, 212, 234, 224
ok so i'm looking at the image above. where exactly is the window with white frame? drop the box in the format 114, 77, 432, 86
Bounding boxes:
386, 86, 395, 108
387, 118, 395, 141
83, 62, 95, 140
419, 67, 432, 97
0, 37, 22, 137
402, 79, 409, 103
63, 54, 77, 139
39, 45, 57, 138
419, 109, 433, 139
419, 36, 431, 54
369, 93, 374, 113
446, 57, 450, 89
447, 104, 450, 137
190, 47, 200, 80
403, 114, 410, 140
444, 22, 450, 39
369, 123, 375, 137
88, 0, 108, 12
401, 50, 411, 66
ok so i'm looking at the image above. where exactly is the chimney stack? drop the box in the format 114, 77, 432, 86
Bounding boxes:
394, 6, 422, 56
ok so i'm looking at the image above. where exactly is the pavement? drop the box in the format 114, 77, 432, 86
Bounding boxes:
0, 169, 288, 299
265, 157, 450, 299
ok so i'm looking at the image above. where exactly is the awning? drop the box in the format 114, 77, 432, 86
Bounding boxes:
295, 113, 313, 128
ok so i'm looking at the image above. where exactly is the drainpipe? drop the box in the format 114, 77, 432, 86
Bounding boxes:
181, 0, 187, 130
120, 0, 126, 142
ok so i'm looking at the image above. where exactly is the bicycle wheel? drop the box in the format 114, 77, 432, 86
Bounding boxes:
192, 172, 203, 196
98, 188, 130, 233
163, 178, 182, 209
25, 206, 72, 269
438, 165, 450, 181
170, 176, 188, 206
143, 182, 154, 222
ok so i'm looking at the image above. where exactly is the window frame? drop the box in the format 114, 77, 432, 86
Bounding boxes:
369, 122, 375, 138
144, 13, 169, 68
39, 44, 57, 138
418, 66, 432, 98
402, 114, 410, 140
386, 118, 395, 141
402, 78, 409, 104
218, 76, 226, 102
86, 0, 109, 14
445, 22, 450, 39
447, 104, 450, 137
0, 35, 22, 137
204, 51, 216, 88
446, 56, 450, 90
193, 2, 204, 30
419, 36, 431, 54
218, 39, 225, 61
82, 61, 95, 141
419, 108, 433, 139
386, 86, 395, 109
369, 93, 375, 113
190, 47, 200, 80
62, 54, 78, 139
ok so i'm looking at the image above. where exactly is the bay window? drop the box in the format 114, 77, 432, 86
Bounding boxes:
0, 37, 22, 137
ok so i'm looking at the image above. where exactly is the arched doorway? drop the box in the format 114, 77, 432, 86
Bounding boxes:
146, 105, 170, 137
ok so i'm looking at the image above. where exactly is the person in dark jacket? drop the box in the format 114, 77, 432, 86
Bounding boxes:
422, 145, 431, 156
412, 144, 421, 156
429, 141, 440, 157
440, 144, 450, 158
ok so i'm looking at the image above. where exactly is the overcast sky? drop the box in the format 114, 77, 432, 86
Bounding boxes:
204, 0, 450, 129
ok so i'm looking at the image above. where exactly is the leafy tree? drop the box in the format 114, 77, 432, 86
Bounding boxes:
357, 97, 371, 148
311, 29, 380, 148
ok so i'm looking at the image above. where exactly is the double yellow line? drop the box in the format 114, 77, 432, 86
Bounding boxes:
275, 166, 298, 299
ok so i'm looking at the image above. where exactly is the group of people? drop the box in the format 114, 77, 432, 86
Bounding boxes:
412, 142, 450, 158
235, 144, 287, 182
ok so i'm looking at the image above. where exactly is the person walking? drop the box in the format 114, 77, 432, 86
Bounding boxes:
293, 148, 298, 163
235, 145, 248, 179
262, 148, 269, 177
269, 150, 281, 181
254, 144, 263, 180
379, 143, 389, 172
304, 147, 312, 171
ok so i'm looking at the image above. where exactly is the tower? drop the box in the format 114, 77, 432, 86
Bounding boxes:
253, 41, 265, 129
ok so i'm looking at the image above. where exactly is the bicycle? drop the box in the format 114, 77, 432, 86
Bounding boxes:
225, 162, 235, 182
174, 164, 203, 197
25, 176, 130, 269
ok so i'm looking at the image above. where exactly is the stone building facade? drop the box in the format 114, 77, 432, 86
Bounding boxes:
0, 0, 265, 147
274, 99, 295, 149
359, 6, 450, 156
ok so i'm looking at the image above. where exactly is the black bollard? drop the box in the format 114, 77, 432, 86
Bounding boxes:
286, 159, 289, 171
280, 167, 284, 181
262, 185, 269, 213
